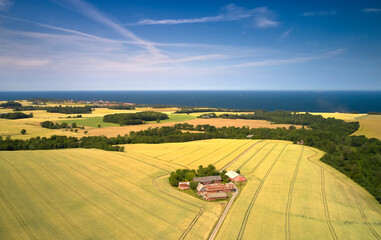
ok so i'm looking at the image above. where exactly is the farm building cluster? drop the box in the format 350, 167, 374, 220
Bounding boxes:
178, 170, 246, 201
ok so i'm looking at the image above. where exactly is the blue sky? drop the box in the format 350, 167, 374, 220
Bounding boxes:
0, 0, 380, 91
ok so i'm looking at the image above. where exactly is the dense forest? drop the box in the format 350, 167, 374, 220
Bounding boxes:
0, 112, 33, 119
107, 105, 135, 110
103, 111, 169, 125
169, 164, 229, 187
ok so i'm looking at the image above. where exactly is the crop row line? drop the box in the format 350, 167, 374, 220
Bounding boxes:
213, 142, 254, 166
321, 168, 338, 240
189, 141, 235, 166
219, 141, 262, 172
178, 204, 206, 240
236, 142, 267, 171
249, 144, 278, 175
3, 157, 91, 240
285, 147, 304, 240
236, 145, 287, 240
0, 187, 37, 240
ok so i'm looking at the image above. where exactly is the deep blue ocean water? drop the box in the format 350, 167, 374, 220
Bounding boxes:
0, 91, 380, 113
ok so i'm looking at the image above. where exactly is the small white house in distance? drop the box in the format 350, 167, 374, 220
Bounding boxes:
225, 170, 247, 182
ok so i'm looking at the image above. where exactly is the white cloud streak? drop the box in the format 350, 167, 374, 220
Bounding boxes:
0, 0, 12, 11
0, 56, 49, 68
59, 0, 165, 58
280, 28, 293, 39
302, 9, 336, 16
363, 8, 381, 13
135, 5, 280, 28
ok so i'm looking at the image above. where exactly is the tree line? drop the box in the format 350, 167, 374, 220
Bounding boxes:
103, 111, 169, 126
0, 112, 33, 119
10, 105, 93, 114
0, 101, 22, 108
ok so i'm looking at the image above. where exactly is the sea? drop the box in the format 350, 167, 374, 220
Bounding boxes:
0, 91, 381, 113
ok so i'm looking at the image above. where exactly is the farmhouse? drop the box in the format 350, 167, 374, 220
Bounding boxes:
197, 183, 236, 201
193, 175, 222, 185
225, 170, 246, 182
178, 182, 190, 190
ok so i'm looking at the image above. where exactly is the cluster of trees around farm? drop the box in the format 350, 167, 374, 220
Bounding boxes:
40, 121, 81, 130
103, 111, 169, 125
169, 164, 229, 188
0, 101, 22, 108
0, 112, 33, 119
0, 135, 124, 152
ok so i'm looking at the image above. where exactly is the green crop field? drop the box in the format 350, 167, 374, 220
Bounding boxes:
1, 139, 380, 239
60, 116, 119, 128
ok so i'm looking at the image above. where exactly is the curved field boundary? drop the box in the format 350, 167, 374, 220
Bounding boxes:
189, 141, 236, 166
305, 148, 381, 239
321, 168, 338, 240
285, 147, 304, 240
236, 145, 287, 240
31, 155, 184, 229
236, 142, 267, 171
11, 153, 146, 240
0, 188, 37, 240
249, 144, 278, 174
178, 204, 206, 240
213, 142, 254, 166
2, 158, 91, 240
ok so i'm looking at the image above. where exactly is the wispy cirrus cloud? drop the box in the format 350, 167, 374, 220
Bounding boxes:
0, 0, 12, 11
302, 9, 336, 16
280, 28, 293, 39
134, 4, 280, 28
363, 8, 381, 13
0, 56, 49, 68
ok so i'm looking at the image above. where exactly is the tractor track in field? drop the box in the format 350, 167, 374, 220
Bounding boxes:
3, 158, 91, 240
213, 142, 254, 166
168, 145, 209, 162
52, 153, 194, 213
12, 154, 147, 240
248, 144, 278, 175
33, 156, 185, 229
235, 142, 267, 171
236, 145, 287, 240
178, 204, 206, 240
156, 145, 191, 158
321, 168, 338, 240
0, 188, 37, 240
189, 141, 235, 166
306, 148, 380, 240
219, 141, 262, 171
353, 192, 381, 240
131, 151, 189, 169
285, 147, 304, 240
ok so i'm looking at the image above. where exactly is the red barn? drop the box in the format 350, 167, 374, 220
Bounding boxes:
226, 170, 246, 182
178, 182, 190, 190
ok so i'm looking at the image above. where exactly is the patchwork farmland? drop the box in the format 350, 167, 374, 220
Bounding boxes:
0, 139, 380, 239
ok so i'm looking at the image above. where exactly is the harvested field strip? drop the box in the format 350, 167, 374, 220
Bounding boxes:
236, 145, 287, 240
353, 192, 381, 240
236, 142, 267, 170
219, 141, 262, 171
321, 168, 338, 240
2, 157, 92, 240
213, 142, 253, 166
32, 154, 184, 228
285, 147, 304, 240
0, 189, 37, 240
249, 144, 278, 174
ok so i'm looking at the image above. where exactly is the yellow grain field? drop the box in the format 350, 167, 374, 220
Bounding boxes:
1, 139, 380, 239
353, 115, 381, 140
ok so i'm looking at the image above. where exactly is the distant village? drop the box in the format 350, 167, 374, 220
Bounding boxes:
179, 170, 246, 201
